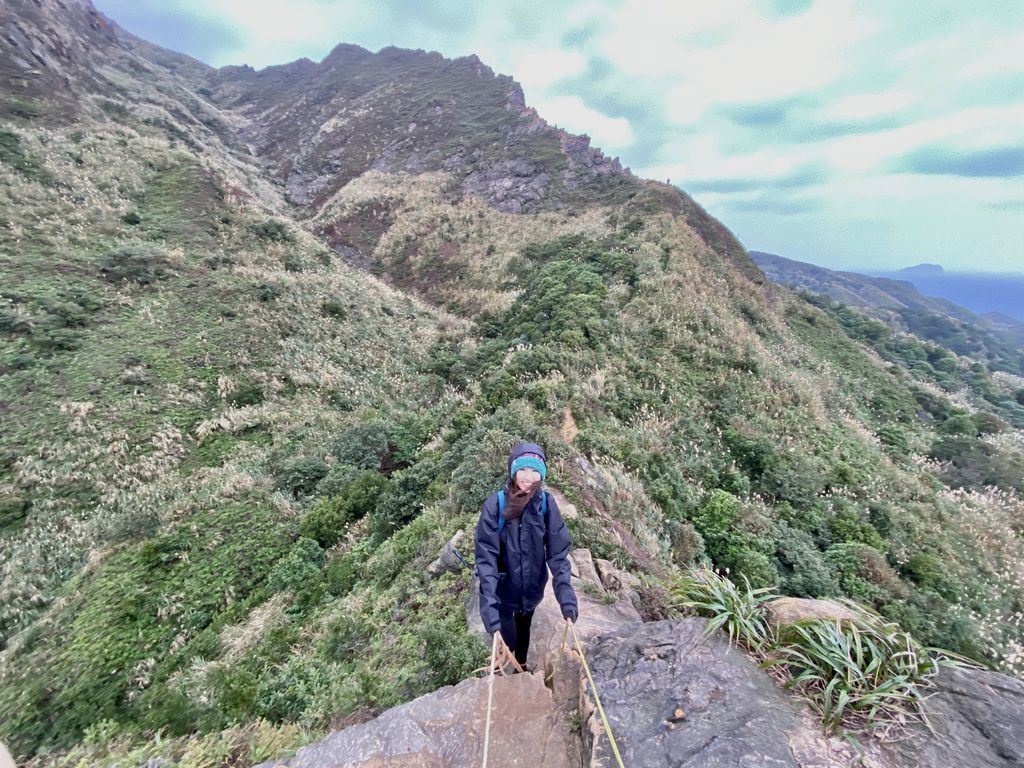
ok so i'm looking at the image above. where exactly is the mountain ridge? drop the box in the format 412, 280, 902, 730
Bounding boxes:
2, 0, 1024, 764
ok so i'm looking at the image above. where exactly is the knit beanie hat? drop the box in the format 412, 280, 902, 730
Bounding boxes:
510, 451, 547, 481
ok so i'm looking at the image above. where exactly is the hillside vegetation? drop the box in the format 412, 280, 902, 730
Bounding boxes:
1, 1, 1022, 764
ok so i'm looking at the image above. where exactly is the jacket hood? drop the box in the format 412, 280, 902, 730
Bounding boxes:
507, 441, 546, 477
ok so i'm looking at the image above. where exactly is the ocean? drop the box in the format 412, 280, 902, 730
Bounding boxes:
864, 271, 1024, 321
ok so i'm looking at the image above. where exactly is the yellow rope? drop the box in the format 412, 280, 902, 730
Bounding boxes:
481, 631, 497, 768
570, 621, 626, 768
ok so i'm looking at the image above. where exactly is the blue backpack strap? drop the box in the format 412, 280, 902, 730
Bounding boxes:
496, 488, 547, 535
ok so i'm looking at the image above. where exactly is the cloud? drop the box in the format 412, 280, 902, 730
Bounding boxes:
715, 98, 804, 128
825, 89, 912, 121
988, 199, 1024, 212
532, 95, 635, 149
895, 145, 1024, 178
683, 162, 830, 194
717, 195, 822, 216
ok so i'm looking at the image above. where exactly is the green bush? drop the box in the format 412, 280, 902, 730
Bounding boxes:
728, 549, 778, 588
275, 457, 329, 498
422, 613, 485, 688
666, 520, 705, 566
300, 496, 351, 548
320, 613, 368, 662
0, 495, 30, 533
227, 380, 265, 407
775, 523, 837, 598
268, 538, 324, 594
331, 421, 392, 471
825, 543, 902, 606
251, 220, 292, 242
98, 245, 171, 285
826, 505, 885, 551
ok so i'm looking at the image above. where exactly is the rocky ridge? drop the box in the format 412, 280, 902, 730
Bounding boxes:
258, 545, 1024, 768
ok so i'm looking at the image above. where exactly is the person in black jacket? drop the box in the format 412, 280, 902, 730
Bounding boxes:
475, 441, 578, 670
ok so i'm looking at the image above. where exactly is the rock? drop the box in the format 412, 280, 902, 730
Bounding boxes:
870, 665, 1024, 768
593, 557, 644, 616
255, 670, 575, 768
425, 530, 467, 577
579, 618, 853, 767
765, 597, 859, 629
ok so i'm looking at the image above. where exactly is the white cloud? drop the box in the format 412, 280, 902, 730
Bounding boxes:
511, 49, 588, 93
823, 103, 1024, 172
532, 95, 634, 149
825, 89, 912, 121
585, 0, 876, 124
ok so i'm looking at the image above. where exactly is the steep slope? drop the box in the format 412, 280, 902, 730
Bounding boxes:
2, 0, 1024, 764
751, 250, 1024, 359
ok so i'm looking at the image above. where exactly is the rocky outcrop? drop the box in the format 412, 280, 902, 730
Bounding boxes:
580, 618, 854, 767
256, 672, 576, 768
873, 665, 1024, 768
765, 597, 859, 628
256, 547, 1024, 768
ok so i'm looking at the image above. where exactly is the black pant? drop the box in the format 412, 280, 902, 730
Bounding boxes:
497, 608, 535, 666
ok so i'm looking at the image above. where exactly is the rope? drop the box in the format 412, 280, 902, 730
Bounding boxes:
570, 621, 626, 768
481, 631, 497, 768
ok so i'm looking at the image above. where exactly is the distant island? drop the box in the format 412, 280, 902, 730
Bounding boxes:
898, 263, 944, 275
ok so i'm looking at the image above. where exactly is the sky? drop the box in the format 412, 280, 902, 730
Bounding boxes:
94, 0, 1024, 274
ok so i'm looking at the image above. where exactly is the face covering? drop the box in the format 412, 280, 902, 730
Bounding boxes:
502, 475, 541, 523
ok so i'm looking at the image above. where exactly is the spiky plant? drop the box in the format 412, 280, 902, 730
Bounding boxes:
763, 599, 973, 736
673, 566, 778, 651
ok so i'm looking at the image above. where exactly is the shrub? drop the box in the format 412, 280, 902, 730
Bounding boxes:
275, 458, 329, 498
301, 471, 392, 547
268, 538, 324, 594
98, 245, 171, 285
775, 523, 838, 598
255, 282, 283, 302
825, 543, 902, 606
227, 381, 264, 407
300, 496, 351, 549
422, 614, 485, 688
666, 520, 705, 566
320, 613, 368, 662
314, 463, 361, 498
0, 495, 29, 533
826, 505, 885, 551
331, 421, 392, 471
251, 220, 292, 242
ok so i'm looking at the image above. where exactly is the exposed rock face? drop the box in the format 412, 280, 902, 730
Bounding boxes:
765, 597, 859, 629
425, 530, 467, 577
253, 547, 1024, 768
579, 618, 852, 767
873, 666, 1024, 768
199, 43, 641, 216
255, 672, 576, 768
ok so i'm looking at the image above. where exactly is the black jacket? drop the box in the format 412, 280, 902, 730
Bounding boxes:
474, 443, 578, 633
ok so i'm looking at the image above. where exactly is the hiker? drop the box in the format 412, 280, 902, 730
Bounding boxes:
475, 442, 579, 671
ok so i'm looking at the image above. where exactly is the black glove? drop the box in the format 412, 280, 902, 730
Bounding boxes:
562, 606, 578, 623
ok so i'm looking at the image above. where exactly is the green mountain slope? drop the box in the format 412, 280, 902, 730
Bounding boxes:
751, 250, 1024, 365
2, 1, 1023, 763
